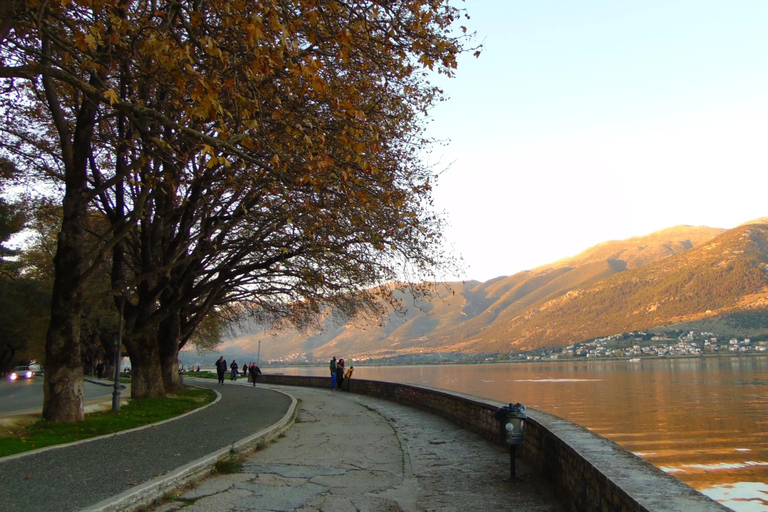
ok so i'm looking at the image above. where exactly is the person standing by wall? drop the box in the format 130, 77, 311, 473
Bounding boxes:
343, 365, 354, 391
215, 356, 227, 385
336, 358, 345, 390
330, 356, 337, 390
249, 363, 262, 387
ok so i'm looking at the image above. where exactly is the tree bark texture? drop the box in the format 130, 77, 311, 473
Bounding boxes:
42, 201, 87, 421
158, 311, 183, 394
126, 334, 166, 399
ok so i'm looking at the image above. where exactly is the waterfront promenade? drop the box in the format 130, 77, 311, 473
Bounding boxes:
0, 378, 561, 512
149, 383, 562, 512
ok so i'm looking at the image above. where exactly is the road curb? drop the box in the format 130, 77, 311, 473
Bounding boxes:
80, 388, 299, 512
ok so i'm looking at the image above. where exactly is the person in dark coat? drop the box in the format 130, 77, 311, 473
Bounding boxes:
215, 356, 227, 385
336, 358, 345, 390
249, 363, 262, 386
96, 361, 105, 380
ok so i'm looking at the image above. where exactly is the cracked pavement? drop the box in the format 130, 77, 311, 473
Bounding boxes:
151, 385, 562, 512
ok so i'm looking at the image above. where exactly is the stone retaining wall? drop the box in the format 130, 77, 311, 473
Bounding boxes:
255, 374, 726, 512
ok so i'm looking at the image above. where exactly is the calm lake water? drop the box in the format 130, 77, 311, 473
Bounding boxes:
277, 356, 768, 512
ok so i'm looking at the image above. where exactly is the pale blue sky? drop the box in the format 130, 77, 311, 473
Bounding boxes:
427, 1, 768, 281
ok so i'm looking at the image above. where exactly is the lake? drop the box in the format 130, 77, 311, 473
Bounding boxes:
277, 355, 768, 512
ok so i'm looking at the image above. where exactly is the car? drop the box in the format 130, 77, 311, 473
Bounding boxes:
9, 366, 35, 381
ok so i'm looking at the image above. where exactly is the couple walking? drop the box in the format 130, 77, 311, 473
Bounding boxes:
329, 356, 354, 391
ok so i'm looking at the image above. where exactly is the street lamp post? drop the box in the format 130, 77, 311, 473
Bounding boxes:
112, 297, 124, 411
257, 340, 261, 368
494, 403, 527, 480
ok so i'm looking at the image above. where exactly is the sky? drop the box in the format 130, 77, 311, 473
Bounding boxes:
425, 1, 768, 282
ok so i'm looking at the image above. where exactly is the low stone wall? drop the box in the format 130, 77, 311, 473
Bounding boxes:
256, 374, 726, 512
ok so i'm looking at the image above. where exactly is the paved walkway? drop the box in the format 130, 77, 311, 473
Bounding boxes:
148, 383, 562, 512
0, 378, 562, 512
0, 379, 292, 512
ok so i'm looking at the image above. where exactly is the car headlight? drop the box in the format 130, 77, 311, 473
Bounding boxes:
10, 373, 18, 380
25, 371, 33, 378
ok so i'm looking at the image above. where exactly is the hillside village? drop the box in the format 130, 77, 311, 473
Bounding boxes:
514, 330, 768, 362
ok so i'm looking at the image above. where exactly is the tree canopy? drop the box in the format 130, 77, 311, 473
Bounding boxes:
0, 0, 476, 420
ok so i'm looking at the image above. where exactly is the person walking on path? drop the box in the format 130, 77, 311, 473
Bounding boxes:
249, 363, 262, 386
329, 356, 337, 390
96, 361, 105, 380
230, 360, 239, 381
215, 356, 227, 384
242, 363, 249, 380
336, 358, 345, 390
343, 365, 354, 391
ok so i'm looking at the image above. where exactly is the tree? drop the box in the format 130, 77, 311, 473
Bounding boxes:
13, 199, 122, 373
2, 0, 476, 415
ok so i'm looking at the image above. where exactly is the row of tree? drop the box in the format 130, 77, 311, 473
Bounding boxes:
0, 1, 475, 421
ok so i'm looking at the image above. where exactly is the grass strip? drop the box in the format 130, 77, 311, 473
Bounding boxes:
0, 387, 216, 458
184, 371, 218, 380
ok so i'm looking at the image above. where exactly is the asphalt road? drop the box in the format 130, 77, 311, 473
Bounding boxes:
0, 379, 292, 512
0, 377, 116, 415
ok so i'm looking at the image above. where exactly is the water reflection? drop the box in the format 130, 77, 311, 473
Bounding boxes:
278, 356, 768, 512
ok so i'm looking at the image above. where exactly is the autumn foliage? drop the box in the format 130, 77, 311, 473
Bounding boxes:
0, 1, 475, 420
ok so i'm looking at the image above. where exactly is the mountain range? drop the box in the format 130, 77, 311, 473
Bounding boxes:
217, 219, 768, 362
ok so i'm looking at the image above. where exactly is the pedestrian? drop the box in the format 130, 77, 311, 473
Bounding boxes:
249, 362, 262, 386
242, 363, 249, 381
230, 359, 239, 381
215, 356, 227, 385
343, 365, 354, 391
96, 361, 105, 380
336, 358, 345, 390
330, 356, 337, 390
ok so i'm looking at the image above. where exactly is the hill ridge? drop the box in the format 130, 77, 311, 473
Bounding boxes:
221, 221, 768, 361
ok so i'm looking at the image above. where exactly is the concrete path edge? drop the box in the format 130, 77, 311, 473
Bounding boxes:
79, 388, 298, 512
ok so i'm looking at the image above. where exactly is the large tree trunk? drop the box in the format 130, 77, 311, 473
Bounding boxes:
42, 203, 87, 421
158, 311, 183, 394
126, 334, 166, 399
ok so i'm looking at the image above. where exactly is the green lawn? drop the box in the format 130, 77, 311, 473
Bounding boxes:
0, 387, 216, 458
184, 371, 218, 380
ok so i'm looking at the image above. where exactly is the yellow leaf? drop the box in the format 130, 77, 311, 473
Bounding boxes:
103, 90, 118, 105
